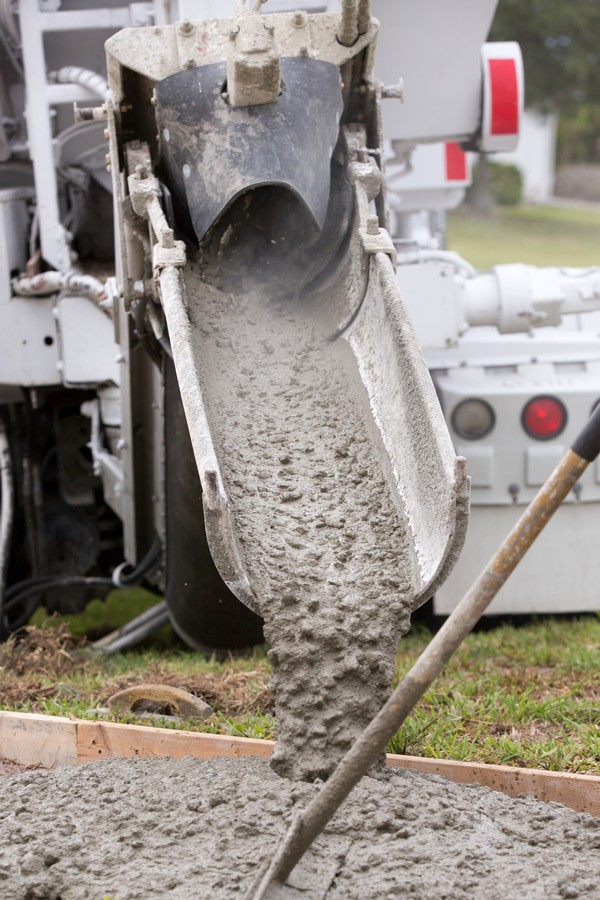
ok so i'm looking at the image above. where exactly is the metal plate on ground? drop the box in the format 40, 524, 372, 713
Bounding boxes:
257, 836, 352, 900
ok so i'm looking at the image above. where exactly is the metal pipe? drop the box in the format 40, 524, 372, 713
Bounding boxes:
249, 402, 600, 898
338, 0, 358, 47
462, 264, 600, 334
96, 608, 171, 653
93, 600, 169, 652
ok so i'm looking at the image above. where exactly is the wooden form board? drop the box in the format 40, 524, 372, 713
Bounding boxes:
0, 711, 598, 816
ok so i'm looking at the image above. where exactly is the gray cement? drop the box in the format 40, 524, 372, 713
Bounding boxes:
187, 265, 414, 781
178, 184, 424, 782
0, 756, 598, 900
167, 170, 430, 782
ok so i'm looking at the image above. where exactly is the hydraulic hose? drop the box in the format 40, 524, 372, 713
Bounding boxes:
395, 247, 476, 278
47, 67, 110, 101
4, 576, 113, 632
111, 535, 163, 588
1, 537, 163, 635
12, 272, 107, 303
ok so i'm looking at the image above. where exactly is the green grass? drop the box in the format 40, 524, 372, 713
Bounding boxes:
447, 203, 600, 269
388, 617, 600, 773
2, 602, 599, 773
29, 587, 174, 644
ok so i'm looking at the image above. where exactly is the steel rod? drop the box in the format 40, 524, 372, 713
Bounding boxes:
357, 0, 371, 35
97, 608, 171, 653
93, 600, 169, 649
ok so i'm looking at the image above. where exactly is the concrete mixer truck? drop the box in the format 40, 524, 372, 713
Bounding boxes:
0, 0, 595, 654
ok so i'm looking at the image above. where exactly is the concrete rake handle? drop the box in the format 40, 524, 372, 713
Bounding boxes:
249, 403, 600, 898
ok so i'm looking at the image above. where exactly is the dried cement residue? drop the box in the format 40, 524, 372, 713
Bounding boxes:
185, 261, 415, 781
1, 757, 598, 899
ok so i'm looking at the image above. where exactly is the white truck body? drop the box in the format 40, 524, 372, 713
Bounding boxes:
1, 0, 597, 642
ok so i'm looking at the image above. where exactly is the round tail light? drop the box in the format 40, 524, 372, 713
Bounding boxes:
451, 398, 495, 440
522, 395, 567, 440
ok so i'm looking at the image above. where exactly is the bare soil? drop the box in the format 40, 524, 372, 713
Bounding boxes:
0, 626, 272, 716
0, 759, 44, 777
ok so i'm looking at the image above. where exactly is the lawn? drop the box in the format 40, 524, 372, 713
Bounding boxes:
2, 592, 599, 774
447, 203, 600, 269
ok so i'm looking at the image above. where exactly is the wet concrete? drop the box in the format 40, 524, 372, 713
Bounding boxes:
187, 269, 415, 780
0, 756, 597, 899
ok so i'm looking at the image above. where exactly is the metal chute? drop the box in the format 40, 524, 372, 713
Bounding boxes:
155, 58, 343, 242
106, 6, 470, 770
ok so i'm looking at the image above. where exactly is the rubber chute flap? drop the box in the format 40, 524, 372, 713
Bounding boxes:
154, 58, 343, 242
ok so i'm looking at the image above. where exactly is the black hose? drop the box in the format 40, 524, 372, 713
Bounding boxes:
4, 576, 114, 632
1, 536, 163, 635
113, 534, 162, 587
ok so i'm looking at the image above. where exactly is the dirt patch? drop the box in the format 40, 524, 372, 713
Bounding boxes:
555, 165, 600, 202
491, 723, 558, 741
0, 625, 272, 717
0, 680, 58, 708
106, 667, 273, 717
0, 759, 44, 778
0, 756, 598, 899
0, 625, 85, 679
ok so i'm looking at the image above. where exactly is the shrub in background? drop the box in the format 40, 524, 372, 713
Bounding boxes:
467, 159, 524, 211
489, 162, 524, 206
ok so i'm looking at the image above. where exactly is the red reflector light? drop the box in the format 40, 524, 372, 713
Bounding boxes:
445, 142, 467, 182
488, 57, 519, 136
522, 396, 567, 440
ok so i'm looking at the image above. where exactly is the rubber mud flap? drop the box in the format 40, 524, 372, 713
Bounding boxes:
155, 57, 343, 242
